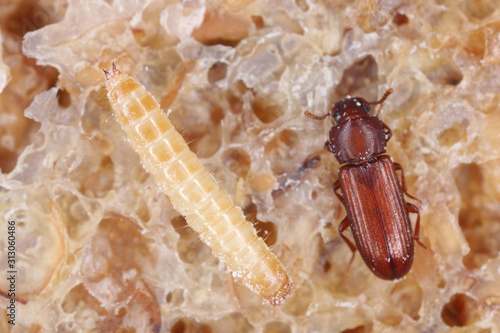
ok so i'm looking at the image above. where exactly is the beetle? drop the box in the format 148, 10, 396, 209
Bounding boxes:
305, 89, 428, 280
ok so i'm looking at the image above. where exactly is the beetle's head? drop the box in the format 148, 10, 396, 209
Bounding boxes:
331, 97, 371, 123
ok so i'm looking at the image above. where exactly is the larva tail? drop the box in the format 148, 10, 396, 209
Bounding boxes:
104, 65, 292, 304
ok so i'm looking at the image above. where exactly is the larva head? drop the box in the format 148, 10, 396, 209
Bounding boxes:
104, 64, 141, 106
102, 62, 119, 80
104, 64, 158, 127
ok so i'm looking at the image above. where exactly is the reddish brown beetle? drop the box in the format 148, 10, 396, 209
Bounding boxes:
305, 89, 427, 280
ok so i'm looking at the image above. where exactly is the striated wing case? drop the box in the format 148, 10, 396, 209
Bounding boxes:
339, 155, 414, 280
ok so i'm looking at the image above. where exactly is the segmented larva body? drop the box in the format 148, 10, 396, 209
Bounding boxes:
104, 65, 291, 304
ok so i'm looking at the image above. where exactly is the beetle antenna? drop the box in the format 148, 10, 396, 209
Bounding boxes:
304, 110, 330, 120
368, 88, 393, 117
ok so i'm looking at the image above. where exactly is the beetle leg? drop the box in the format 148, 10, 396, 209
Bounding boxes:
407, 203, 434, 254
324, 140, 335, 153
394, 163, 422, 205
338, 216, 357, 271
333, 180, 343, 202
333, 181, 356, 270
382, 122, 393, 142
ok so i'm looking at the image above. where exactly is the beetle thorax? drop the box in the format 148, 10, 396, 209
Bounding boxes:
329, 115, 387, 165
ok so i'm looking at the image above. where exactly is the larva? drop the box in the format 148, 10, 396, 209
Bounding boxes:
104, 64, 292, 304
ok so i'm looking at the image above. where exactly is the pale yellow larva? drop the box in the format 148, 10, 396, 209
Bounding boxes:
104, 65, 292, 304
